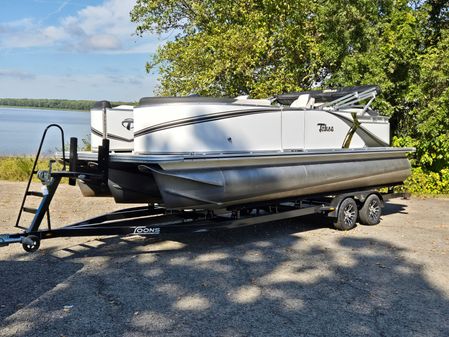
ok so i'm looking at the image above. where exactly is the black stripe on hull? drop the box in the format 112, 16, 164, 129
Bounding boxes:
91, 127, 134, 143
134, 108, 280, 137
133, 107, 389, 148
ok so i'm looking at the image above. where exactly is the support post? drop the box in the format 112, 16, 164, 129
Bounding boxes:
27, 175, 62, 233
69, 137, 78, 186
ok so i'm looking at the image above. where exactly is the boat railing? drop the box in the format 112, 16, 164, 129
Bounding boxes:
283, 86, 380, 115
320, 86, 378, 114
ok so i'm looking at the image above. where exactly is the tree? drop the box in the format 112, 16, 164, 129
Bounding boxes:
398, 30, 449, 172
132, 0, 404, 97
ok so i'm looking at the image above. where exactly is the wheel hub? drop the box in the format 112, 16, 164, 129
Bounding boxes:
368, 201, 380, 221
343, 204, 356, 225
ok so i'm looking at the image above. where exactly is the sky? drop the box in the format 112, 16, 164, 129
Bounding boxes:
0, 0, 163, 101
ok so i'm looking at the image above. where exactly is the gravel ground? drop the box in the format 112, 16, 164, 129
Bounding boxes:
0, 180, 448, 337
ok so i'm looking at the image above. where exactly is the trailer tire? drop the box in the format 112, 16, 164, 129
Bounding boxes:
359, 194, 382, 225
334, 197, 358, 231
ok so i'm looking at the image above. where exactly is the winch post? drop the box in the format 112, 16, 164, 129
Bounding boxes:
97, 139, 110, 182
97, 100, 111, 182
101, 100, 110, 140
68, 137, 78, 186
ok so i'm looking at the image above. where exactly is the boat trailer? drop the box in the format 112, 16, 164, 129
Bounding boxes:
0, 124, 407, 253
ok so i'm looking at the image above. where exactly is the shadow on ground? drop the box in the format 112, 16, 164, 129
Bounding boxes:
1, 201, 448, 337
0, 260, 83, 321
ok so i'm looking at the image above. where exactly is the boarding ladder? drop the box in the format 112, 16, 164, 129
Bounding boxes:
15, 124, 69, 230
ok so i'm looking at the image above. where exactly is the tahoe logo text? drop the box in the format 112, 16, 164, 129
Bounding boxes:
317, 123, 334, 132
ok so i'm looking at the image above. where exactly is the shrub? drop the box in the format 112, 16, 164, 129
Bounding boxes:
0, 157, 63, 182
403, 167, 449, 195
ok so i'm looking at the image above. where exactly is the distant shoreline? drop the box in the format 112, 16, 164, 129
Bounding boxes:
0, 105, 88, 112
0, 98, 135, 112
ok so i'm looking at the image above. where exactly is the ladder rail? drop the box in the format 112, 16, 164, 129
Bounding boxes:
15, 124, 66, 228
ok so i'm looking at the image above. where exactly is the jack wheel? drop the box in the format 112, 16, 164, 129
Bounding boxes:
359, 194, 382, 225
22, 235, 40, 253
334, 198, 358, 231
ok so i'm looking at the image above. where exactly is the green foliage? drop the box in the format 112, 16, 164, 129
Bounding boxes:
81, 135, 92, 152
390, 30, 449, 175
131, 1, 445, 99
132, 0, 366, 96
403, 167, 449, 194
0, 157, 57, 182
0, 98, 135, 111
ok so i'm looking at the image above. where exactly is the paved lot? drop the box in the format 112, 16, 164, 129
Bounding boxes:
1, 181, 449, 337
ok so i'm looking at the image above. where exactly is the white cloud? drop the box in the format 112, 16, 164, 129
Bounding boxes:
0, 18, 35, 30
0, 69, 36, 80
0, 18, 52, 48
83, 34, 122, 50
0, 0, 161, 54
42, 25, 68, 41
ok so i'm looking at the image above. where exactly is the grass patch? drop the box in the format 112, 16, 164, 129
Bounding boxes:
0, 157, 63, 182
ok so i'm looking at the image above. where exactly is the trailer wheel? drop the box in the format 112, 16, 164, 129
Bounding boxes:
359, 194, 382, 225
22, 235, 40, 253
334, 198, 358, 230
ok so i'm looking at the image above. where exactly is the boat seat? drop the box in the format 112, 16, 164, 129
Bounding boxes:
290, 94, 314, 109
234, 95, 273, 106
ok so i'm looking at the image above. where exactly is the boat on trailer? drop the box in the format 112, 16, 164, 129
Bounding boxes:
82, 85, 410, 209
0, 85, 413, 252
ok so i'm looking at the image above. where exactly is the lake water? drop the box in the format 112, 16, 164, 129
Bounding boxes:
0, 107, 90, 155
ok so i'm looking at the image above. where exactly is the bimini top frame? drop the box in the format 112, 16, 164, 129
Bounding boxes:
276, 85, 380, 116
